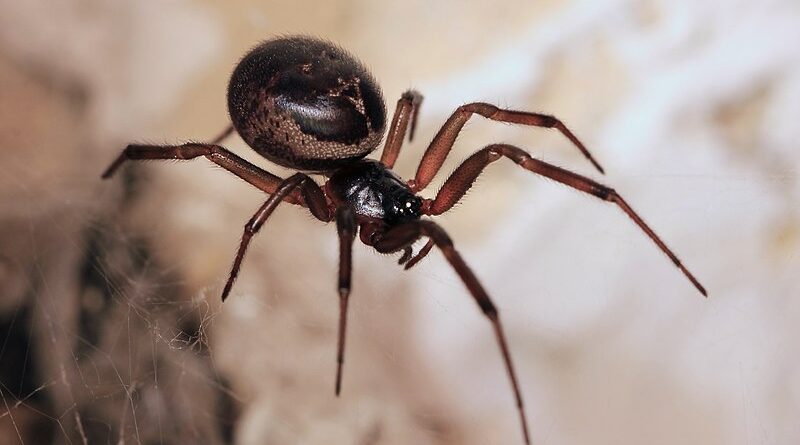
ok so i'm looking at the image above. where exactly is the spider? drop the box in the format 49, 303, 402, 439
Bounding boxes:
102, 36, 707, 444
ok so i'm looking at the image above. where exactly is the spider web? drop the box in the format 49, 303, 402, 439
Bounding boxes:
0, 2, 233, 444
0, 171, 238, 445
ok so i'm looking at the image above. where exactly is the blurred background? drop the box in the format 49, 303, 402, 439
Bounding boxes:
1, 0, 798, 444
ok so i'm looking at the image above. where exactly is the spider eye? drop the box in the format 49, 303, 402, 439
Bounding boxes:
386, 195, 421, 222
396, 196, 422, 218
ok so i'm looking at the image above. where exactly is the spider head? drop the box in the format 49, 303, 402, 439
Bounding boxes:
385, 194, 422, 224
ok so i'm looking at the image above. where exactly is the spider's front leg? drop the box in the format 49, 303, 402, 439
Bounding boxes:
411, 102, 604, 192
424, 144, 707, 296
373, 220, 531, 445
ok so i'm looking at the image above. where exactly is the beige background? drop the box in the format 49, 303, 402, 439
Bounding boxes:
1, 1, 799, 444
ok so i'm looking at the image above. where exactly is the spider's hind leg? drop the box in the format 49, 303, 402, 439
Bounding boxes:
209, 124, 235, 144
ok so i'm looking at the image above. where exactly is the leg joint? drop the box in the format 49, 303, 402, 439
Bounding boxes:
540, 114, 559, 128
460, 102, 498, 117
597, 186, 616, 200
488, 144, 529, 164
479, 299, 498, 318
400, 90, 420, 103
485, 146, 504, 162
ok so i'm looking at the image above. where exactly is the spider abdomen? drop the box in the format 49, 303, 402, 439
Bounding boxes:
227, 36, 387, 172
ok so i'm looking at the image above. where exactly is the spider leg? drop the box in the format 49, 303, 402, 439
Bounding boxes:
221, 173, 332, 301
209, 124, 235, 144
334, 206, 356, 395
411, 103, 604, 192
101, 143, 304, 205
380, 90, 424, 168
373, 220, 531, 445
425, 143, 707, 296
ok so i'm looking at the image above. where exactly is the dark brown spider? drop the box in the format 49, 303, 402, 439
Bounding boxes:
102, 36, 707, 444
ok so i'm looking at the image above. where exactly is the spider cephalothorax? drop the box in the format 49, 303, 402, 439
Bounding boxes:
103, 35, 706, 445
326, 159, 423, 225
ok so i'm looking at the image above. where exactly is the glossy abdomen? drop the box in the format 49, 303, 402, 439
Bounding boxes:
227, 36, 386, 171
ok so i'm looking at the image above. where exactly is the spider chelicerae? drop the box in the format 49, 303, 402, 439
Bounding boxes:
102, 35, 707, 444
